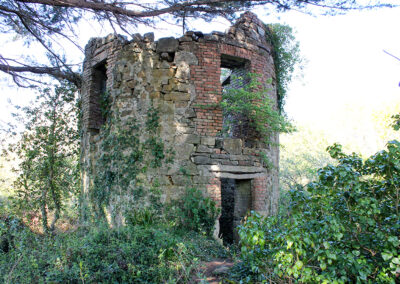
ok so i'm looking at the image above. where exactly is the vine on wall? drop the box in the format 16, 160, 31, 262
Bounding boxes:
89, 105, 174, 224
266, 23, 303, 113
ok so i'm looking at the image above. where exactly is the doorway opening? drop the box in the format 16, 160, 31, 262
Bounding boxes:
219, 178, 252, 245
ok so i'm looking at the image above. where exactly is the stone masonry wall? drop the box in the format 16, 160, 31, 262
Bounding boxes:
80, 12, 279, 227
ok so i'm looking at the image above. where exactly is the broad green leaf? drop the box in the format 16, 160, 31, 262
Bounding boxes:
294, 260, 303, 270
382, 252, 393, 261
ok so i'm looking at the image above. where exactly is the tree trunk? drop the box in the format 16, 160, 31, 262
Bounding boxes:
48, 99, 60, 232
40, 189, 49, 234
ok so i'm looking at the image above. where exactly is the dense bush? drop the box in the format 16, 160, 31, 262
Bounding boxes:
0, 218, 226, 283
0, 179, 227, 283
238, 142, 400, 283
169, 186, 220, 236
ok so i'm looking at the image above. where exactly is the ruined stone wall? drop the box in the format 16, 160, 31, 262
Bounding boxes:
80, 12, 279, 227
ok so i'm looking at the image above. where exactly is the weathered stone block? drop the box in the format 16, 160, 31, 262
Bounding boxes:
238, 160, 253, 166
143, 32, 154, 42
205, 165, 265, 174
176, 143, 194, 159
156, 37, 179, 53
193, 155, 211, 165
175, 64, 191, 80
152, 175, 171, 186
201, 136, 215, 146
176, 83, 190, 92
180, 161, 198, 175
210, 153, 229, 159
257, 26, 265, 37
229, 155, 248, 161
204, 34, 219, 41
159, 101, 175, 115
185, 108, 196, 119
171, 175, 188, 186
162, 83, 174, 92
193, 176, 210, 184
174, 51, 198, 66
153, 68, 175, 78
178, 36, 193, 42
150, 91, 161, 99
175, 101, 188, 108
211, 159, 236, 166
243, 148, 256, 155
197, 145, 212, 153
159, 61, 171, 69
175, 134, 200, 144
164, 92, 190, 102
223, 138, 243, 155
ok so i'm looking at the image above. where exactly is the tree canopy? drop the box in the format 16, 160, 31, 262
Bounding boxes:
0, 0, 397, 88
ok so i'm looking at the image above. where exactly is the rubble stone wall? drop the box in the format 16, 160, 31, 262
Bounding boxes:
80, 12, 279, 226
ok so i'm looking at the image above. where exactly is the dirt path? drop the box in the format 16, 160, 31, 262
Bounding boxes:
194, 259, 234, 283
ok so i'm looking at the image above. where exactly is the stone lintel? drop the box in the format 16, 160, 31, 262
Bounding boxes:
203, 165, 265, 174
214, 172, 265, 180
91, 51, 108, 66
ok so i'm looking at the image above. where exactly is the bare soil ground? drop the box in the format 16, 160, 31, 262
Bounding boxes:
194, 259, 234, 283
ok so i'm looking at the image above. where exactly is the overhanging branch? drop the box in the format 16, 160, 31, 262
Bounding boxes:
15, 0, 273, 18
0, 63, 82, 87
16, 0, 397, 18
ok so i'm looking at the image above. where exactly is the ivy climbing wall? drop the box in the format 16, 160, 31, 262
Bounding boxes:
80, 12, 279, 230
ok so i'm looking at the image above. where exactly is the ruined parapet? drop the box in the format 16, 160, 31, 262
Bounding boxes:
80, 12, 279, 242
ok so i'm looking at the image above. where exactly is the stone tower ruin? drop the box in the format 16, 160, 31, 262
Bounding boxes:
81, 12, 279, 243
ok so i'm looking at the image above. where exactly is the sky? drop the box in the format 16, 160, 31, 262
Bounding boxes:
271, 8, 400, 124
272, 7, 400, 155
1, 5, 400, 154
261, 7, 400, 155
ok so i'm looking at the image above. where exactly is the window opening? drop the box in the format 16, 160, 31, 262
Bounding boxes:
94, 62, 107, 98
91, 61, 108, 128
220, 54, 250, 138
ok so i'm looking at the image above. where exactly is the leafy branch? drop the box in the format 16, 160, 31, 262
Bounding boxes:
220, 73, 293, 143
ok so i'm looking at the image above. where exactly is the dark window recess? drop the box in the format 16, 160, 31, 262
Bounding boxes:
94, 63, 107, 99
90, 62, 108, 130
220, 54, 251, 138
219, 178, 252, 245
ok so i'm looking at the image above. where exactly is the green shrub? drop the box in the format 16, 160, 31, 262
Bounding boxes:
170, 186, 220, 236
238, 142, 400, 283
220, 73, 293, 144
0, 220, 226, 283
125, 207, 158, 226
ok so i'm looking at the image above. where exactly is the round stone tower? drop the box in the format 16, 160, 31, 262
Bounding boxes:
80, 12, 279, 242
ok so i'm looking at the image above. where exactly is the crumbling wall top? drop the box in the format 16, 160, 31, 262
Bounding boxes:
83, 11, 271, 61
